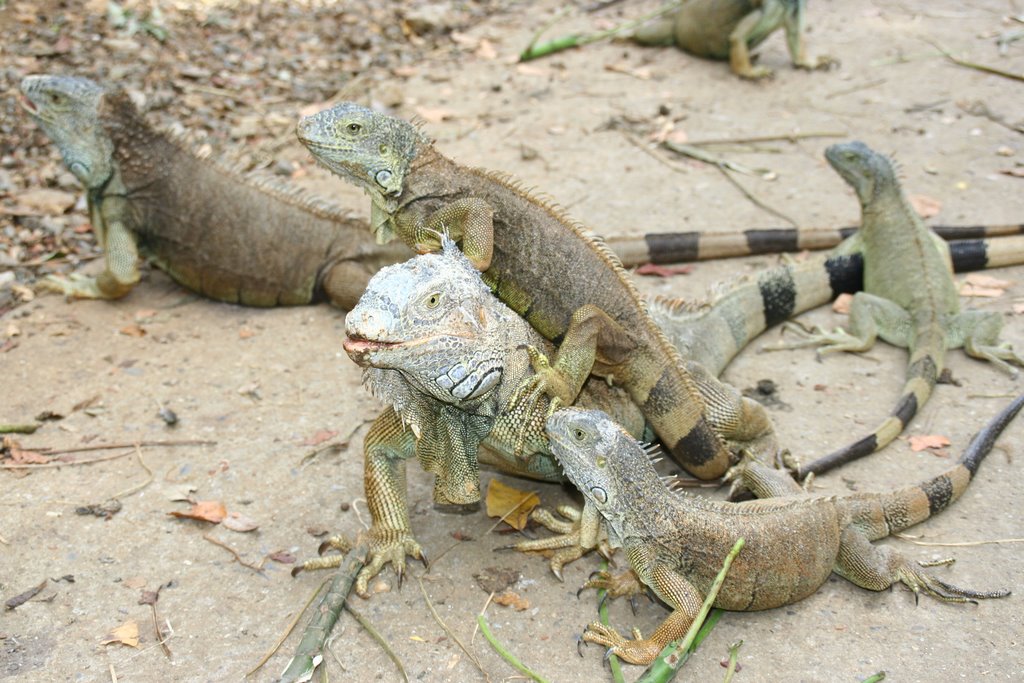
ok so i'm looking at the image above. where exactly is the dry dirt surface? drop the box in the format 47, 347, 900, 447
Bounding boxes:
3, 1, 1024, 682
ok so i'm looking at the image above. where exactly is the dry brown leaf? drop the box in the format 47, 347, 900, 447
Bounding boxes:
475, 38, 497, 60
635, 263, 693, 277
963, 273, 1013, 290
484, 479, 539, 531
100, 619, 140, 648
10, 447, 49, 465
119, 324, 147, 337
908, 193, 942, 219
414, 106, 456, 124
999, 168, 1024, 178
909, 434, 951, 452
832, 293, 853, 314
221, 512, 259, 533
493, 590, 530, 611
238, 326, 255, 339
302, 429, 339, 446
133, 309, 157, 322
169, 500, 227, 524
1013, 302, 1024, 315
122, 576, 147, 590
604, 62, 652, 80
959, 273, 1012, 298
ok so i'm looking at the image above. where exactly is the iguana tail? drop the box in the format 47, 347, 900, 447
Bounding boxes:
801, 325, 948, 478
873, 392, 1024, 536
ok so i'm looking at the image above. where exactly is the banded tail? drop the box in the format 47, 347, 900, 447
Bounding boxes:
879, 392, 1024, 535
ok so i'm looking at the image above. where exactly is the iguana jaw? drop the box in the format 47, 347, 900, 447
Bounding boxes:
343, 333, 439, 366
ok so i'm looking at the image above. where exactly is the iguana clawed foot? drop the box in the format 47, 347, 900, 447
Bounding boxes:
509, 505, 606, 580
580, 622, 662, 666
354, 527, 427, 597
509, 345, 577, 411
776, 320, 871, 355
581, 568, 647, 601
38, 273, 106, 299
896, 563, 1010, 604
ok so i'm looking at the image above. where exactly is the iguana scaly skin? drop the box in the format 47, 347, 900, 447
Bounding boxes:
609, 225, 1024, 267
546, 401, 1020, 665
778, 142, 1023, 477
19, 74, 407, 308
296, 103, 734, 479
308, 241, 774, 595
632, 0, 831, 79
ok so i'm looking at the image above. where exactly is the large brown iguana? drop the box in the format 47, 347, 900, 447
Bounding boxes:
546, 400, 1020, 665
18, 74, 407, 308
296, 102, 735, 480
299, 239, 775, 594
773, 141, 1022, 477
631, 0, 832, 79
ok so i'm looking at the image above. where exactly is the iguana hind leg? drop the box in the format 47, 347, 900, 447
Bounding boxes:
779, 292, 911, 356
951, 309, 1024, 377
833, 526, 1009, 604
728, 7, 774, 79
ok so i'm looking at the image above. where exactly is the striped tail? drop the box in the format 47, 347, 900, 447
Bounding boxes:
800, 337, 944, 478
880, 392, 1024, 534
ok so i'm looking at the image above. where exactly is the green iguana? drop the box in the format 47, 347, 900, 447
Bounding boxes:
296, 103, 735, 480
631, 0, 832, 79
19, 74, 407, 308
775, 142, 1023, 477
300, 239, 774, 595
546, 400, 1020, 665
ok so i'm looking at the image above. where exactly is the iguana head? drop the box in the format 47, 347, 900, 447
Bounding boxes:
825, 141, 894, 207
296, 102, 423, 220
546, 408, 657, 525
20, 75, 114, 190
344, 238, 503, 406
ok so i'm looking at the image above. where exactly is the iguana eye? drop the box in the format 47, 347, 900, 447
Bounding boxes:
347, 122, 362, 133
375, 169, 393, 187
590, 486, 607, 504
424, 292, 442, 309
573, 428, 587, 442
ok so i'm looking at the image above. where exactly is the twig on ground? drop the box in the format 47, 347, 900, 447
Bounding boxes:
248, 577, 331, 679
825, 79, 886, 100
925, 39, 1024, 83
894, 533, 1024, 547
111, 445, 154, 500
686, 131, 848, 145
23, 439, 216, 455
277, 543, 369, 683
417, 576, 491, 682
201, 532, 265, 572
637, 538, 745, 682
476, 614, 550, 683
2, 448, 135, 470
345, 603, 408, 682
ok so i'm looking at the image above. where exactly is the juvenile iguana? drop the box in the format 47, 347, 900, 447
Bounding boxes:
631, 0, 831, 79
776, 142, 1023, 477
305, 240, 774, 594
296, 103, 735, 480
546, 400, 1020, 665
19, 74, 407, 308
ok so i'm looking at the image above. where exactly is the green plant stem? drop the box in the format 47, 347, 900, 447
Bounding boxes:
476, 615, 550, 683
596, 562, 625, 683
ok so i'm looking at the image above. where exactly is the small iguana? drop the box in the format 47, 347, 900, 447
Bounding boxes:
546, 400, 1020, 665
19, 74, 407, 308
775, 142, 1023, 477
296, 103, 735, 480
305, 240, 773, 595
631, 0, 832, 79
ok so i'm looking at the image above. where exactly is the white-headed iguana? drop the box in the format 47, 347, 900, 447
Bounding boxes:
18, 74, 408, 308
631, 0, 832, 79
775, 141, 1023, 477
546, 400, 1020, 665
298, 240, 774, 595
296, 102, 737, 480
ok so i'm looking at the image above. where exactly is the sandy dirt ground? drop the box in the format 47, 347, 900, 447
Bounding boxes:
3, 1, 1024, 681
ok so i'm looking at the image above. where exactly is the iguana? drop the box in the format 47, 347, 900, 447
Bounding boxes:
303, 240, 774, 595
774, 142, 1023, 477
608, 225, 1024, 267
18, 74, 408, 308
545, 400, 1021, 665
296, 103, 735, 480
631, 0, 832, 79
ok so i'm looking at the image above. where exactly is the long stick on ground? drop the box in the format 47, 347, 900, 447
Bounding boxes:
279, 542, 369, 683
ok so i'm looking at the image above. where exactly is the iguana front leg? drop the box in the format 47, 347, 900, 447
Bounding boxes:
395, 198, 494, 270
40, 196, 140, 299
511, 501, 609, 579
728, 7, 775, 80
781, 0, 835, 71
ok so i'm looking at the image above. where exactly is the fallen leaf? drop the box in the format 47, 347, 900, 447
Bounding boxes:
832, 293, 853, 314
493, 590, 530, 611
269, 551, 296, 564
169, 500, 227, 524
133, 309, 158, 322
908, 193, 942, 219
302, 429, 339, 446
221, 512, 259, 533
10, 446, 49, 464
474, 567, 521, 594
100, 619, 139, 648
909, 434, 951, 452
484, 480, 539, 531
1013, 302, 1024, 315
167, 484, 197, 502
999, 168, 1024, 178
635, 263, 694, 277
122, 576, 147, 590
238, 326, 255, 339
959, 274, 1012, 298
237, 381, 261, 400
119, 324, 147, 337
414, 106, 456, 124
4, 580, 47, 610
963, 273, 1013, 289
604, 62, 652, 80
475, 38, 497, 60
